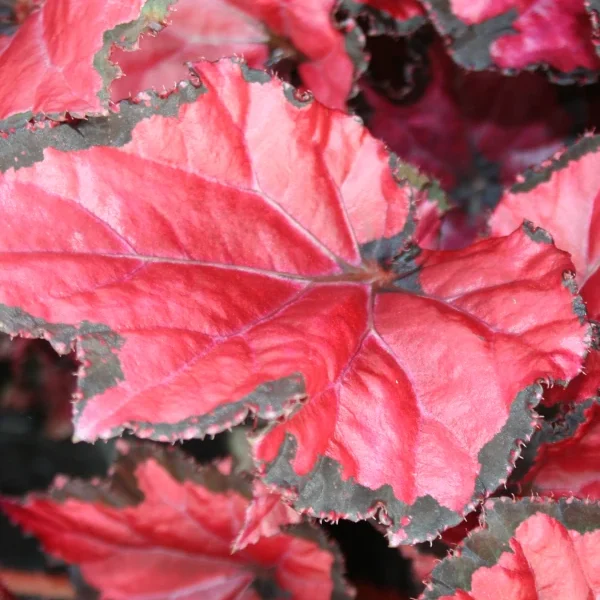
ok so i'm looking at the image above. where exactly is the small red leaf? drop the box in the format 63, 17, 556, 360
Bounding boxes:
0, 0, 177, 129
421, 497, 600, 600
112, 0, 365, 110
1, 443, 350, 600
0, 59, 588, 542
414, 196, 445, 250
233, 481, 301, 551
424, 0, 600, 80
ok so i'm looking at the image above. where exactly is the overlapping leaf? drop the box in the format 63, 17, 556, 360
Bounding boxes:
415, 200, 486, 251
339, 0, 427, 35
111, 0, 269, 101
360, 39, 573, 207
1, 442, 349, 600
421, 497, 600, 599
423, 0, 600, 80
0, 581, 13, 600
490, 134, 600, 404
112, 0, 365, 110
0, 59, 588, 542
0, 0, 177, 130
233, 480, 301, 551
523, 399, 600, 499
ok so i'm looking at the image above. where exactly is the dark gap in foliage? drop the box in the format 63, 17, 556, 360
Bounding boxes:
178, 431, 230, 464
0, 335, 112, 581
363, 28, 433, 105
324, 519, 418, 596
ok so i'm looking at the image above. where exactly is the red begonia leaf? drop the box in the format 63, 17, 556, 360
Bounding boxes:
0, 0, 178, 130
233, 480, 301, 551
110, 0, 269, 101
414, 197, 446, 249
490, 135, 600, 313
339, 0, 427, 35
490, 134, 600, 404
587, 0, 600, 56
0, 582, 13, 600
438, 511, 481, 547
111, 0, 366, 110
552, 350, 600, 404
360, 39, 572, 203
0, 59, 588, 542
522, 398, 600, 500
420, 497, 600, 600
0, 586, 12, 600
423, 0, 600, 81
435, 210, 486, 251
415, 203, 486, 252
252, 220, 588, 542
1, 442, 350, 600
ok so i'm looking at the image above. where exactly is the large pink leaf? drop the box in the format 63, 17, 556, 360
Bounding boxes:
490, 134, 600, 405
360, 39, 573, 202
2, 443, 349, 600
111, 0, 365, 110
421, 497, 600, 600
0, 59, 588, 542
0, 0, 177, 129
423, 0, 600, 80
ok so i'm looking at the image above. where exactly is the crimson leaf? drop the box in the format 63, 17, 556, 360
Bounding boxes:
233, 480, 302, 551
1, 442, 350, 600
0, 580, 14, 600
360, 39, 573, 203
523, 398, 600, 500
421, 497, 600, 599
0, 59, 589, 542
339, 0, 427, 35
0, 0, 176, 130
490, 133, 600, 405
423, 0, 600, 81
111, 0, 269, 101
421, 498, 600, 600
111, 0, 366, 110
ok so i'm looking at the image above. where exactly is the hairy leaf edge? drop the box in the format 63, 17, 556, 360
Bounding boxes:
422, 0, 600, 84
421, 496, 600, 599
